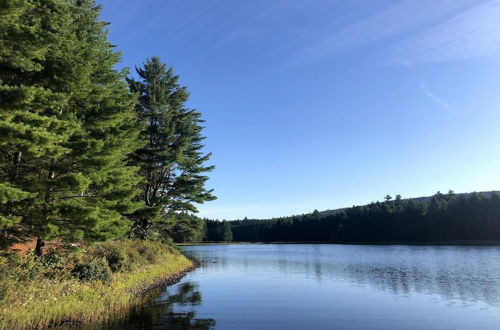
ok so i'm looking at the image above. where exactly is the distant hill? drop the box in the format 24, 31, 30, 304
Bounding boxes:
234, 190, 500, 222
220, 190, 500, 244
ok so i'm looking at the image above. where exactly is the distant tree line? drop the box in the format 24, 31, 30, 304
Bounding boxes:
230, 192, 500, 243
204, 220, 233, 242
0, 0, 214, 254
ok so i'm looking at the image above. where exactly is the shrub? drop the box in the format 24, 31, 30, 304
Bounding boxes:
72, 257, 112, 284
86, 239, 169, 273
39, 250, 64, 269
91, 244, 129, 272
106, 247, 129, 272
135, 240, 163, 264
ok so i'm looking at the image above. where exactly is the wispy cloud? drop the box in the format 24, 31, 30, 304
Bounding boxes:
419, 81, 454, 111
399, 60, 454, 111
290, 0, 500, 65
393, 0, 500, 63
292, 0, 474, 62
102, 0, 500, 65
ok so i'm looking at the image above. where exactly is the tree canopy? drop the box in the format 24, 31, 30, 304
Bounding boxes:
126, 57, 215, 240
0, 0, 215, 253
229, 192, 500, 244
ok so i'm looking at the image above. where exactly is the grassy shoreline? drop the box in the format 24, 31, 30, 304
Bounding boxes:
0, 241, 194, 330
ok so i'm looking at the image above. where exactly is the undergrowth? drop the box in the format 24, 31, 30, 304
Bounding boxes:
0, 239, 193, 329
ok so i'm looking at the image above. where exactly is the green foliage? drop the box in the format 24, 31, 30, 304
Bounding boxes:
72, 258, 113, 284
230, 191, 500, 243
127, 57, 215, 240
167, 213, 206, 242
0, 0, 143, 252
0, 1, 216, 250
0, 256, 11, 298
103, 245, 130, 272
204, 219, 233, 242
222, 220, 233, 241
0, 0, 209, 326
88, 239, 168, 272
0, 239, 193, 329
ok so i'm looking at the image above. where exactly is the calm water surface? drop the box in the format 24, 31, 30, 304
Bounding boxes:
113, 244, 500, 329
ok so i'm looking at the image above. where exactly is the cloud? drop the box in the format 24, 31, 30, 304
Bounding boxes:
102, 0, 500, 65
289, 0, 500, 65
293, 0, 474, 62
394, 0, 500, 63
419, 81, 454, 111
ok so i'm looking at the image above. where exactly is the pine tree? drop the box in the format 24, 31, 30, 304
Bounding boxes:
127, 57, 215, 239
167, 213, 206, 243
222, 220, 233, 242
0, 0, 142, 254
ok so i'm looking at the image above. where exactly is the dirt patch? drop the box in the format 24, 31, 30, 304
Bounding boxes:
8, 238, 68, 255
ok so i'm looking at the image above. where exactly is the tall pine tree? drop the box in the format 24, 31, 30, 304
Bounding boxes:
127, 57, 215, 240
0, 0, 142, 254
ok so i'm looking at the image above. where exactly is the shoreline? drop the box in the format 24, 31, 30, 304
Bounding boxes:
0, 243, 195, 330
53, 264, 196, 329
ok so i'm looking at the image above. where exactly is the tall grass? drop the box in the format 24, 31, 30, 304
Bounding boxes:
0, 240, 193, 329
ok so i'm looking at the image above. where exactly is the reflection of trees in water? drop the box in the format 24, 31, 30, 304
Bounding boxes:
186, 246, 500, 306
342, 263, 500, 306
108, 281, 216, 330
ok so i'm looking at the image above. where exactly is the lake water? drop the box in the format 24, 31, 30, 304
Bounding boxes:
113, 244, 500, 329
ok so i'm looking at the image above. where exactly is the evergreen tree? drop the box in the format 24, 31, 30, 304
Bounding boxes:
230, 191, 500, 243
0, 0, 142, 254
222, 220, 233, 242
167, 213, 206, 243
204, 220, 233, 242
127, 57, 215, 239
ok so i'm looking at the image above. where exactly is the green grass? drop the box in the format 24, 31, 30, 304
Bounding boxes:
0, 240, 193, 329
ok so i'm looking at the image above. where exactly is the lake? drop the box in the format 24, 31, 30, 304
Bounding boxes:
111, 244, 500, 329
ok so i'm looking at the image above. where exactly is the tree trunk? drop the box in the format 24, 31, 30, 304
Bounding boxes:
35, 237, 44, 256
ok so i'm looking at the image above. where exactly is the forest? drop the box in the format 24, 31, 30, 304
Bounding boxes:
0, 1, 211, 327
0, 0, 214, 254
224, 191, 500, 243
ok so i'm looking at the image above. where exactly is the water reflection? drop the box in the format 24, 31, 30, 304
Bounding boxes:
86, 245, 500, 330
185, 244, 500, 306
109, 281, 216, 330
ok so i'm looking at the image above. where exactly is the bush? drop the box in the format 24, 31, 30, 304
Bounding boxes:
0, 252, 39, 281
86, 239, 168, 273
90, 242, 136, 272
39, 250, 64, 269
72, 257, 112, 284
136, 241, 162, 264
91, 244, 130, 273
106, 247, 129, 272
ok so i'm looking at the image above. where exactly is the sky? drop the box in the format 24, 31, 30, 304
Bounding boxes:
99, 0, 500, 220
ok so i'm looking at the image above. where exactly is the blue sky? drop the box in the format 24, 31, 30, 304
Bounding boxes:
99, 0, 500, 219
